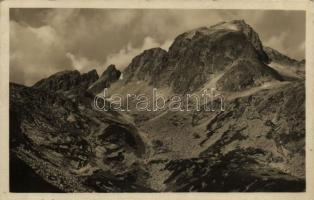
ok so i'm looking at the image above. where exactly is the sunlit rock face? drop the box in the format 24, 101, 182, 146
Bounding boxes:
123, 20, 278, 93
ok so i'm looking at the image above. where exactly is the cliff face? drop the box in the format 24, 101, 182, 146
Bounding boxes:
122, 20, 277, 93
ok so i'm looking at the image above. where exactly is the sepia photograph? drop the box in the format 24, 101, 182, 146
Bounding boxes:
1, 0, 314, 199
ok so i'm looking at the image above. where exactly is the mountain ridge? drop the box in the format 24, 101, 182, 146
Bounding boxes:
9, 19, 305, 192
121, 20, 281, 94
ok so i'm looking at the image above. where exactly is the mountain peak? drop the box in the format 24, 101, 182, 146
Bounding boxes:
210, 19, 249, 30
87, 64, 121, 95
33, 69, 98, 93
101, 64, 117, 76
179, 20, 269, 64
123, 47, 168, 84
121, 20, 276, 93
215, 20, 268, 62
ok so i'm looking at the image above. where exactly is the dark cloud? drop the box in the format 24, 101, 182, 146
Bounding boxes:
10, 8, 305, 86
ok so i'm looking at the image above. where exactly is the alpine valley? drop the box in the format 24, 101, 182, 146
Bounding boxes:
10, 20, 305, 192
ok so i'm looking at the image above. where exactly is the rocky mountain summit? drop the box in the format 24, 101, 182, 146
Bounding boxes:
33, 69, 99, 99
34, 69, 99, 92
88, 64, 121, 95
10, 20, 305, 192
123, 20, 279, 93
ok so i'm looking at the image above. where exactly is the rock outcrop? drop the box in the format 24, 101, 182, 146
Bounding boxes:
124, 48, 168, 85
87, 64, 121, 95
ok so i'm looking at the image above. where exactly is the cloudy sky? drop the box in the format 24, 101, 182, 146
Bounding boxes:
10, 8, 305, 86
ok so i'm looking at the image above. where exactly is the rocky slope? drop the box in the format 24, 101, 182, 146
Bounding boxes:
10, 19, 305, 192
10, 80, 151, 192
264, 46, 305, 68
264, 46, 305, 80
158, 82, 305, 192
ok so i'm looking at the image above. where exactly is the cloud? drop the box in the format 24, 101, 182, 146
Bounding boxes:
29, 25, 57, 45
264, 32, 289, 54
296, 41, 305, 60
105, 9, 138, 26
66, 52, 101, 72
10, 9, 305, 85
264, 30, 304, 60
10, 20, 72, 86
104, 37, 173, 70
